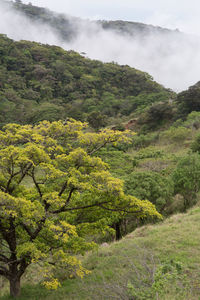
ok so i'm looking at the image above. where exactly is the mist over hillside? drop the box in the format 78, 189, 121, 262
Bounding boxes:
1, 0, 200, 91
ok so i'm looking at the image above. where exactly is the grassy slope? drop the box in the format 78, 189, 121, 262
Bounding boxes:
1, 205, 200, 300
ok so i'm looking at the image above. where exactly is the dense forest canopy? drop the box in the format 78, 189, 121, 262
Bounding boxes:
0, 34, 172, 128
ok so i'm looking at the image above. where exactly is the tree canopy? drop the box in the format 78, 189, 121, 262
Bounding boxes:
0, 120, 161, 297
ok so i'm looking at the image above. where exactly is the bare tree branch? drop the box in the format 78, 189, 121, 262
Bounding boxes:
17, 162, 33, 186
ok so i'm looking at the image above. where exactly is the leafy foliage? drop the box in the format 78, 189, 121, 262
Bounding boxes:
139, 101, 174, 130
161, 126, 192, 144
128, 259, 189, 300
125, 171, 174, 212
176, 81, 200, 118
172, 153, 200, 210
0, 120, 160, 297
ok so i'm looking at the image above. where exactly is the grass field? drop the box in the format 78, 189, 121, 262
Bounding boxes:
1, 204, 200, 300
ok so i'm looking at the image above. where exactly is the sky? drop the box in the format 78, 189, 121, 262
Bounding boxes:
22, 0, 200, 35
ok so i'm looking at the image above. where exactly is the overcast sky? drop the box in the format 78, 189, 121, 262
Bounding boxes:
22, 0, 200, 35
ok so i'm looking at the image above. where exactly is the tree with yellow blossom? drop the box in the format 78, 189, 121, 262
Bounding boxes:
0, 119, 161, 297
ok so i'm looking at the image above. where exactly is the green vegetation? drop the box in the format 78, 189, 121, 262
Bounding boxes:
176, 81, 200, 118
1, 4, 200, 298
1, 205, 200, 299
0, 120, 160, 297
0, 33, 172, 128
124, 171, 174, 212
172, 154, 200, 210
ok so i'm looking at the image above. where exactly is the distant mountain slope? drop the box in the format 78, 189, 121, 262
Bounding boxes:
100, 19, 178, 37
3, 0, 179, 42
0, 34, 172, 127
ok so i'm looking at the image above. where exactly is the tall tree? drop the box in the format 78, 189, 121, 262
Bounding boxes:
0, 120, 161, 297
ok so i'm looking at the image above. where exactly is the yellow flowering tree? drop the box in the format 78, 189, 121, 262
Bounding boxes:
0, 120, 161, 298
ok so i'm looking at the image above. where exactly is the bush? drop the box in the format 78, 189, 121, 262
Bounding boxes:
191, 133, 200, 153
134, 146, 164, 160
125, 171, 174, 212
128, 260, 189, 300
161, 126, 191, 144
172, 153, 200, 210
132, 133, 158, 150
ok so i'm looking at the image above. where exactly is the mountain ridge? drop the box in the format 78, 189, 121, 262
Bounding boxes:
1, 0, 183, 42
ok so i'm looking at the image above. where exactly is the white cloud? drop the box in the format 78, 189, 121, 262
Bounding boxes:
21, 0, 200, 33
0, 1, 61, 44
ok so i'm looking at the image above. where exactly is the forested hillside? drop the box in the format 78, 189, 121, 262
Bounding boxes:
0, 34, 172, 128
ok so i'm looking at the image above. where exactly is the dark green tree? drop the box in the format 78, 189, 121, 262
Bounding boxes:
172, 154, 200, 210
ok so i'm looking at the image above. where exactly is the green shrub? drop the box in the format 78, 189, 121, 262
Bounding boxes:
191, 133, 200, 153
132, 133, 159, 150
128, 260, 189, 300
125, 171, 173, 212
134, 146, 164, 160
161, 126, 191, 144
172, 153, 200, 210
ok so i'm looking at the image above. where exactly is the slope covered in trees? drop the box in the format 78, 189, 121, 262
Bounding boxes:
0, 34, 172, 128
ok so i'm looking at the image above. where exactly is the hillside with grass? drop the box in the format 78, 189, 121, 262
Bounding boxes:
1, 204, 200, 300
1, 109, 200, 299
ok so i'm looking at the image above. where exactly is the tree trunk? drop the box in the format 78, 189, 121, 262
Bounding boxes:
115, 221, 122, 240
9, 277, 21, 298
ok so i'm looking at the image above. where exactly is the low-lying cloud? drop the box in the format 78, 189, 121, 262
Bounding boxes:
1, 1, 200, 92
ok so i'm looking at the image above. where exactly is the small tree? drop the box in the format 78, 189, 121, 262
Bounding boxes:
87, 111, 107, 130
125, 171, 173, 212
0, 120, 160, 297
172, 154, 200, 210
191, 133, 200, 153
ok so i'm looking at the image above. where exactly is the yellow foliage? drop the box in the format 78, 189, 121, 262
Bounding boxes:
0, 119, 160, 292
17, 242, 46, 261
42, 278, 61, 290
